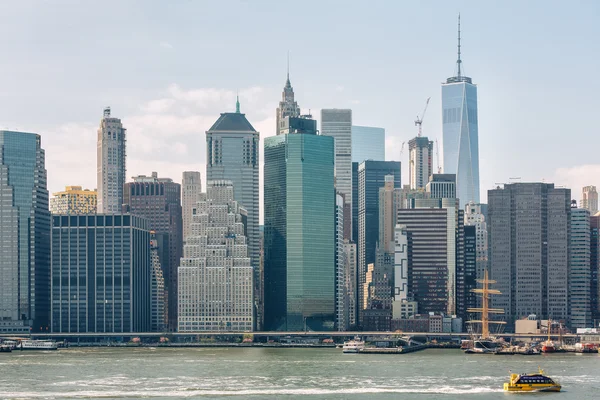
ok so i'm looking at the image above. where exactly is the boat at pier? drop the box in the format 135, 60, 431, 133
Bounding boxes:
342, 338, 365, 353
16, 340, 58, 350
465, 270, 506, 354
504, 367, 561, 392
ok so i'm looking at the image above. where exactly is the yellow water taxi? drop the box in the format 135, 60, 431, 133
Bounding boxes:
504, 368, 561, 392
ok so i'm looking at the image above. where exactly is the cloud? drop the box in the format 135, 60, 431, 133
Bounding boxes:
552, 164, 600, 200
159, 41, 173, 49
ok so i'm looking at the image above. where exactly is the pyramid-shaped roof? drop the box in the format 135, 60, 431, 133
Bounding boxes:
208, 113, 257, 132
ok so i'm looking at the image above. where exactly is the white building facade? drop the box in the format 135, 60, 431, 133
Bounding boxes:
96, 107, 126, 214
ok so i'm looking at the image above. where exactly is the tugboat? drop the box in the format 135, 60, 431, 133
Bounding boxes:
541, 320, 556, 353
504, 367, 561, 392
464, 270, 506, 354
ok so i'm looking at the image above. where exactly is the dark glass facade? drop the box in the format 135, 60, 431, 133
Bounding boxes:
264, 132, 336, 331
51, 214, 151, 333
123, 177, 182, 330
357, 160, 400, 324
0, 131, 50, 333
462, 225, 477, 320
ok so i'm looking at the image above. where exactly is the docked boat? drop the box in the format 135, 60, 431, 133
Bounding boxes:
541, 341, 556, 353
504, 368, 561, 392
464, 339, 502, 354
0, 344, 12, 353
17, 340, 58, 350
342, 338, 365, 353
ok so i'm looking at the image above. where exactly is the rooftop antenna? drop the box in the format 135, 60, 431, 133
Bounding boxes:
457, 13, 462, 78
287, 51, 290, 81
235, 90, 240, 113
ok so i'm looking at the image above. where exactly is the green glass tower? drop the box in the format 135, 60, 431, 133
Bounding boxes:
264, 116, 336, 331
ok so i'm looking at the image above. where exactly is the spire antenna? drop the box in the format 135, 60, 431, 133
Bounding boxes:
287, 51, 290, 81
235, 90, 240, 113
457, 13, 462, 78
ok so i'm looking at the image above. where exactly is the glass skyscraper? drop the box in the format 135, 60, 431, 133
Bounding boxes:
264, 116, 336, 331
0, 130, 50, 334
442, 17, 480, 208
351, 126, 385, 163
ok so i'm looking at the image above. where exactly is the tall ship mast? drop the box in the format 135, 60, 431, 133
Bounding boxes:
467, 269, 505, 338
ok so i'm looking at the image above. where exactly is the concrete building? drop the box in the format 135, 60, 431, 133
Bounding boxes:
123, 172, 182, 330
335, 193, 347, 331
321, 109, 352, 239
343, 240, 357, 329
463, 225, 477, 315
379, 175, 398, 253
582, 186, 598, 215
570, 205, 591, 329
206, 106, 260, 301
150, 232, 166, 333
397, 184, 429, 210
97, 107, 126, 214
50, 186, 97, 214
408, 136, 434, 190
264, 115, 336, 331
177, 181, 253, 332
0, 130, 50, 334
464, 202, 488, 281
442, 17, 480, 208
352, 162, 359, 242
357, 160, 401, 323
276, 70, 301, 135
488, 183, 570, 326
426, 173, 456, 200
182, 171, 202, 242
351, 125, 385, 163
397, 205, 464, 316
392, 225, 417, 320
51, 214, 151, 333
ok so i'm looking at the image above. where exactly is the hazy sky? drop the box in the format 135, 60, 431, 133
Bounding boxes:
1, 1, 599, 218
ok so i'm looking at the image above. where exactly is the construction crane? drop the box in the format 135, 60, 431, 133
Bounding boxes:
399, 141, 406, 157
414, 97, 431, 137
435, 139, 442, 173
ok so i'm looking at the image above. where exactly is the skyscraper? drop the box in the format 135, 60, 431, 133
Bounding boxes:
570, 204, 591, 329
488, 183, 570, 326
357, 160, 401, 323
408, 137, 434, 190
177, 181, 253, 332
50, 186, 97, 214
276, 68, 301, 135
123, 172, 182, 330
591, 214, 600, 325
264, 115, 336, 331
464, 202, 488, 282
150, 231, 166, 333
426, 173, 457, 200
97, 107, 126, 214
0, 130, 50, 333
335, 193, 347, 331
206, 105, 260, 284
322, 109, 352, 239
351, 125, 385, 163
50, 214, 151, 333
582, 185, 598, 215
442, 16, 480, 208
182, 171, 202, 241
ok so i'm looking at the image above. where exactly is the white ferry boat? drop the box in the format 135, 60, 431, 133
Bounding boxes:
17, 340, 58, 350
342, 338, 365, 353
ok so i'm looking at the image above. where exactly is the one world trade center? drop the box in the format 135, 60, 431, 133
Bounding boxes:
442, 15, 480, 207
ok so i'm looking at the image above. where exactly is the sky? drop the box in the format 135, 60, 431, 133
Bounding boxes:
1, 0, 599, 220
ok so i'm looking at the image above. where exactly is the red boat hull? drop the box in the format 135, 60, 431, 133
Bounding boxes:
542, 345, 555, 353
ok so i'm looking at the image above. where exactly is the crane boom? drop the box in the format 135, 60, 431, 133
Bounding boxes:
414, 97, 431, 137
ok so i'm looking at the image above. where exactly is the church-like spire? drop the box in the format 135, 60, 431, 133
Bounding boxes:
236, 93, 240, 113
446, 13, 471, 84
285, 51, 291, 88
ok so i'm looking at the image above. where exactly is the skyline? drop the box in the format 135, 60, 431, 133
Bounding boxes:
1, 1, 599, 216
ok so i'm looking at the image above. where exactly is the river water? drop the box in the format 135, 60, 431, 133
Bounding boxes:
1, 347, 598, 399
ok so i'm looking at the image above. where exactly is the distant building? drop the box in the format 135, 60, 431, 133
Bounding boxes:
123, 172, 182, 330
150, 232, 166, 333
570, 205, 591, 329
464, 202, 488, 281
177, 181, 253, 332
426, 173, 456, 200
97, 107, 126, 214
463, 225, 477, 315
322, 109, 352, 239
51, 214, 151, 333
442, 17, 480, 208
0, 130, 50, 334
408, 136, 433, 190
351, 125, 385, 163
50, 186, 97, 214
591, 214, 600, 326
488, 183, 570, 326
392, 225, 415, 319
357, 160, 401, 324
335, 193, 347, 331
206, 106, 260, 301
264, 115, 336, 331
343, 240, 358, 328
582, 186, 598, 215
276, 70, 301, 136
182, 171, 202, 242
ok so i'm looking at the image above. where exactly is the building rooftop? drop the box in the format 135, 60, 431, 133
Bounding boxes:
208, 113, 256, 132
